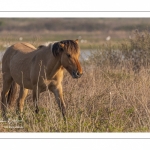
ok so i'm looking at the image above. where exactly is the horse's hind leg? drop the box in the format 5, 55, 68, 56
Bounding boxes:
16, 86, 28, 118
1, 74, 13, 120
7, 81, 18, 108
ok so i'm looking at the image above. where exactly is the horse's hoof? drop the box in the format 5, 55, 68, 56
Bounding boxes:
35, 109, 39, 114
18, 115, 23, 121
3, 117, 8, 122
2, 114, 8, 122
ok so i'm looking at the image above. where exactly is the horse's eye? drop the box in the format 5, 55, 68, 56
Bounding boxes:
67, 54, 71, 58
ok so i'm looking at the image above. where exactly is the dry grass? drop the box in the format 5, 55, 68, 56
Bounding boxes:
1, 61, 150, 132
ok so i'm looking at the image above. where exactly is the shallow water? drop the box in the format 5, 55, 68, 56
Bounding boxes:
80, 49, 93, 61
0, 49, 93, 62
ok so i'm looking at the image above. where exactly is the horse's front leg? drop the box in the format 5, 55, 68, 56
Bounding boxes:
32, 85, 40, 114
50, 84, 66, 121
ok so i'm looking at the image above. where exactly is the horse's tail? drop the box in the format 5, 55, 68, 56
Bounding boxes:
7, 81, 18, 107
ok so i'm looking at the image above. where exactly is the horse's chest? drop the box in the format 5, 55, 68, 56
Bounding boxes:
39, 79, 51, 92
40, 79, 58, 93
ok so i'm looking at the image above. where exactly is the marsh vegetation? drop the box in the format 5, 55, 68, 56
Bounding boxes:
1, 19, 150, 132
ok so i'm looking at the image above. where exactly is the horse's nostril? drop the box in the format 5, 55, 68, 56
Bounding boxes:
72, 71, 82, 78
76, 71, 83, 77
76, 71, 80, 76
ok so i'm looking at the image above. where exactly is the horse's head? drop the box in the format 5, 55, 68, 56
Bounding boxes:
52, 39, 83, 78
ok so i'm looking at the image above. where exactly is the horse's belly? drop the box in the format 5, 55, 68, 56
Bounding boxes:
10, 55, 33, 89
10, 68, 32, 89
12, 75, 32, 89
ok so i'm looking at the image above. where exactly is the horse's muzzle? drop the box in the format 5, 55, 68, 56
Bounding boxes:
72, 71, 83, 78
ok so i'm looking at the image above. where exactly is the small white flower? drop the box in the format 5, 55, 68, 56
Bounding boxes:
106, 36, 111, 41
78, 36, 82, 39
19, 37, 23, 41
80, 39, 87, 43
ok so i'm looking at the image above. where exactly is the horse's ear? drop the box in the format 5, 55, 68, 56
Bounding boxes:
59, 43, 65, 48
75, 39, 78, 44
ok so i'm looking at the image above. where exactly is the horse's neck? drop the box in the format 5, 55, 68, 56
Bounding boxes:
46, 55, 62, 80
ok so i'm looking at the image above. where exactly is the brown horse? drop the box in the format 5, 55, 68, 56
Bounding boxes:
1, 39, 82, 121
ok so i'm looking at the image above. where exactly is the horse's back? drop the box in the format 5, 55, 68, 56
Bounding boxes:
12, 42, 36, 52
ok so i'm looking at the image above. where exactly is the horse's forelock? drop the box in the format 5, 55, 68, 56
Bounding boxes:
60, 40, 79, 54
52, 40, 79, 57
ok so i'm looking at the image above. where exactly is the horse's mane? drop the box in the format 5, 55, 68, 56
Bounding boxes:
52, 40, 79, 57
37, 40, 79, 57
37, 45, 46, 49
